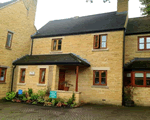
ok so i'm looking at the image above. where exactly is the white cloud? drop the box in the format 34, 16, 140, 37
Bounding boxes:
0, 0, 12, 3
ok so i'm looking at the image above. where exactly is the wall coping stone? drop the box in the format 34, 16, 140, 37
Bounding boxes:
56, 90, 81, 94
91, 85, 109, 89
92, 48, 109, 52
17, 83, 26, 86
37, 83, 46, 86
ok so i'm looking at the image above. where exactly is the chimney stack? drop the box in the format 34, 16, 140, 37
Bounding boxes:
117, 0, 128, 13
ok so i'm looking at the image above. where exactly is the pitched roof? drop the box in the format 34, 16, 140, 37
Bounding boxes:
124, 58, 150, 70
31, 11, 127, 38
13, 53, 90, 66
126, 16, 150, 35
0, 0, 18, 9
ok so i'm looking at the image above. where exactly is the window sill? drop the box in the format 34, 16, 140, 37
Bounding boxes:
136, 50, 150, 53
37, 83, 46, 87
17, 83, 26, 86
91, 85, 109, 89
50, 51, 63, 54
5, 47, 12, 50
0, 82, 6, 84
92, 48, 109, 52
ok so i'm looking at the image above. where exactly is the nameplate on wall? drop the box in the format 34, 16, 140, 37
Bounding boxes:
29, 72, 35, 76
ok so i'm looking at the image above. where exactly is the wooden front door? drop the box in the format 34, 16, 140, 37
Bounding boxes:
58, 70, 65, 90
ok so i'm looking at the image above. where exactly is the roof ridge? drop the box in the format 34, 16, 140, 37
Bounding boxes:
46, 11, 117, 22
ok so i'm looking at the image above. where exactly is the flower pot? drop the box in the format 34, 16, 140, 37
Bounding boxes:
64, 87, 69, 91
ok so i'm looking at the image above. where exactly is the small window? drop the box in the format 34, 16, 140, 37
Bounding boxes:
93, 70, 107, 85
20, 69, 26, 83
39, 68, 46, 84
93, 35, 107, 49
135, 73, 144, 85
0, 68, 7, 83
6, 31, 13, 48
52, 39, 62, 51
138, 36, 150, 50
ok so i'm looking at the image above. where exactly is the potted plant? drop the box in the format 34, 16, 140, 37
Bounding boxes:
61, 81, 73, 91
124, 86, 135, 107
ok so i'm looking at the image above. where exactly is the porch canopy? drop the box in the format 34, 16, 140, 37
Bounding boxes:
124, 58, 150, 71
13, 53, 90, 66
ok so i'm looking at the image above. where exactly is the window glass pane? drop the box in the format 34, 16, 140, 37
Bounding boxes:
41, 70, 45, 82
95, 78, 99, 84
127, 73, 131, 77
146, 43, 150, 49
146, 73, 150, 78
53, 40, 57, 50
102, 36, 106, 42
58, 40, 62, 44
0, 69, 5, 81
58, 45, 61, 50
95, 36, 98, 47
135, 79, 143, 85
101, 71, 106, 77
95, 71, 99, 78
101, 42, 106, 48
146, 37, 150, 42
21, 70, 25, 82
6, 34, 12, 47
135, 73, 144, 77
139, 44, 144, 49
139, 38, 144, 43
101, 78, 106, 84
146, 80, 150, 85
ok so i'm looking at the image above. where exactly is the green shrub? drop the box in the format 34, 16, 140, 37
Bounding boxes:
30, 93, 39, 101
32, 101, 37, 104
70, 102, 76, 107
5, 92, 16, 101
37, 98, 45, 103
67, 93, 75, 105
22, 97, 27, 102
47, 98, 52, 102
28, 88, 33, 97
38, 90, 46, 99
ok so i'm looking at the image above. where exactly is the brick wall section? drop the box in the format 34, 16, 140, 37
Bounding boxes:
125, 34, 150, 63
31, 30, 124, 105
0, 0, 36, 98
125, 34, 150, 106
14, 65, 50, 93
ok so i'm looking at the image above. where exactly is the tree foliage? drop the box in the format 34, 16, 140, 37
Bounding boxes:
139, 0, 150, 15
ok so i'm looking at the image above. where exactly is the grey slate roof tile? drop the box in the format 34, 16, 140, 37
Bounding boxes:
126, 16, 150, 35
13, 53, 90, 66
124, 58, 150, 70
32, 11, 127, 38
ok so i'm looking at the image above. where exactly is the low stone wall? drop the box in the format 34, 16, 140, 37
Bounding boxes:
56, 90, 81, 104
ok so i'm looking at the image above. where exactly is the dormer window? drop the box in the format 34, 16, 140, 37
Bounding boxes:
52, 39, 62, 51
93, 35, 107, 49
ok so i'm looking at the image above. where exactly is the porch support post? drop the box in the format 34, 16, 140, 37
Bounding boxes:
75, 66, 79, 92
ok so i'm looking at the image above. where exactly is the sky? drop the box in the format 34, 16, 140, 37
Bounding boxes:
1, 0, 144, 30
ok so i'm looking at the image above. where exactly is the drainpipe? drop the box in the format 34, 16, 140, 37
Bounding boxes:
11, 65, 16, 92
122, 29, 126, 106
30, 39, 34, 55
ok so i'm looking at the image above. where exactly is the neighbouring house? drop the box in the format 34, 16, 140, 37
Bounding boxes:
0, 0, 37, 98
12, 0, 150, 106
